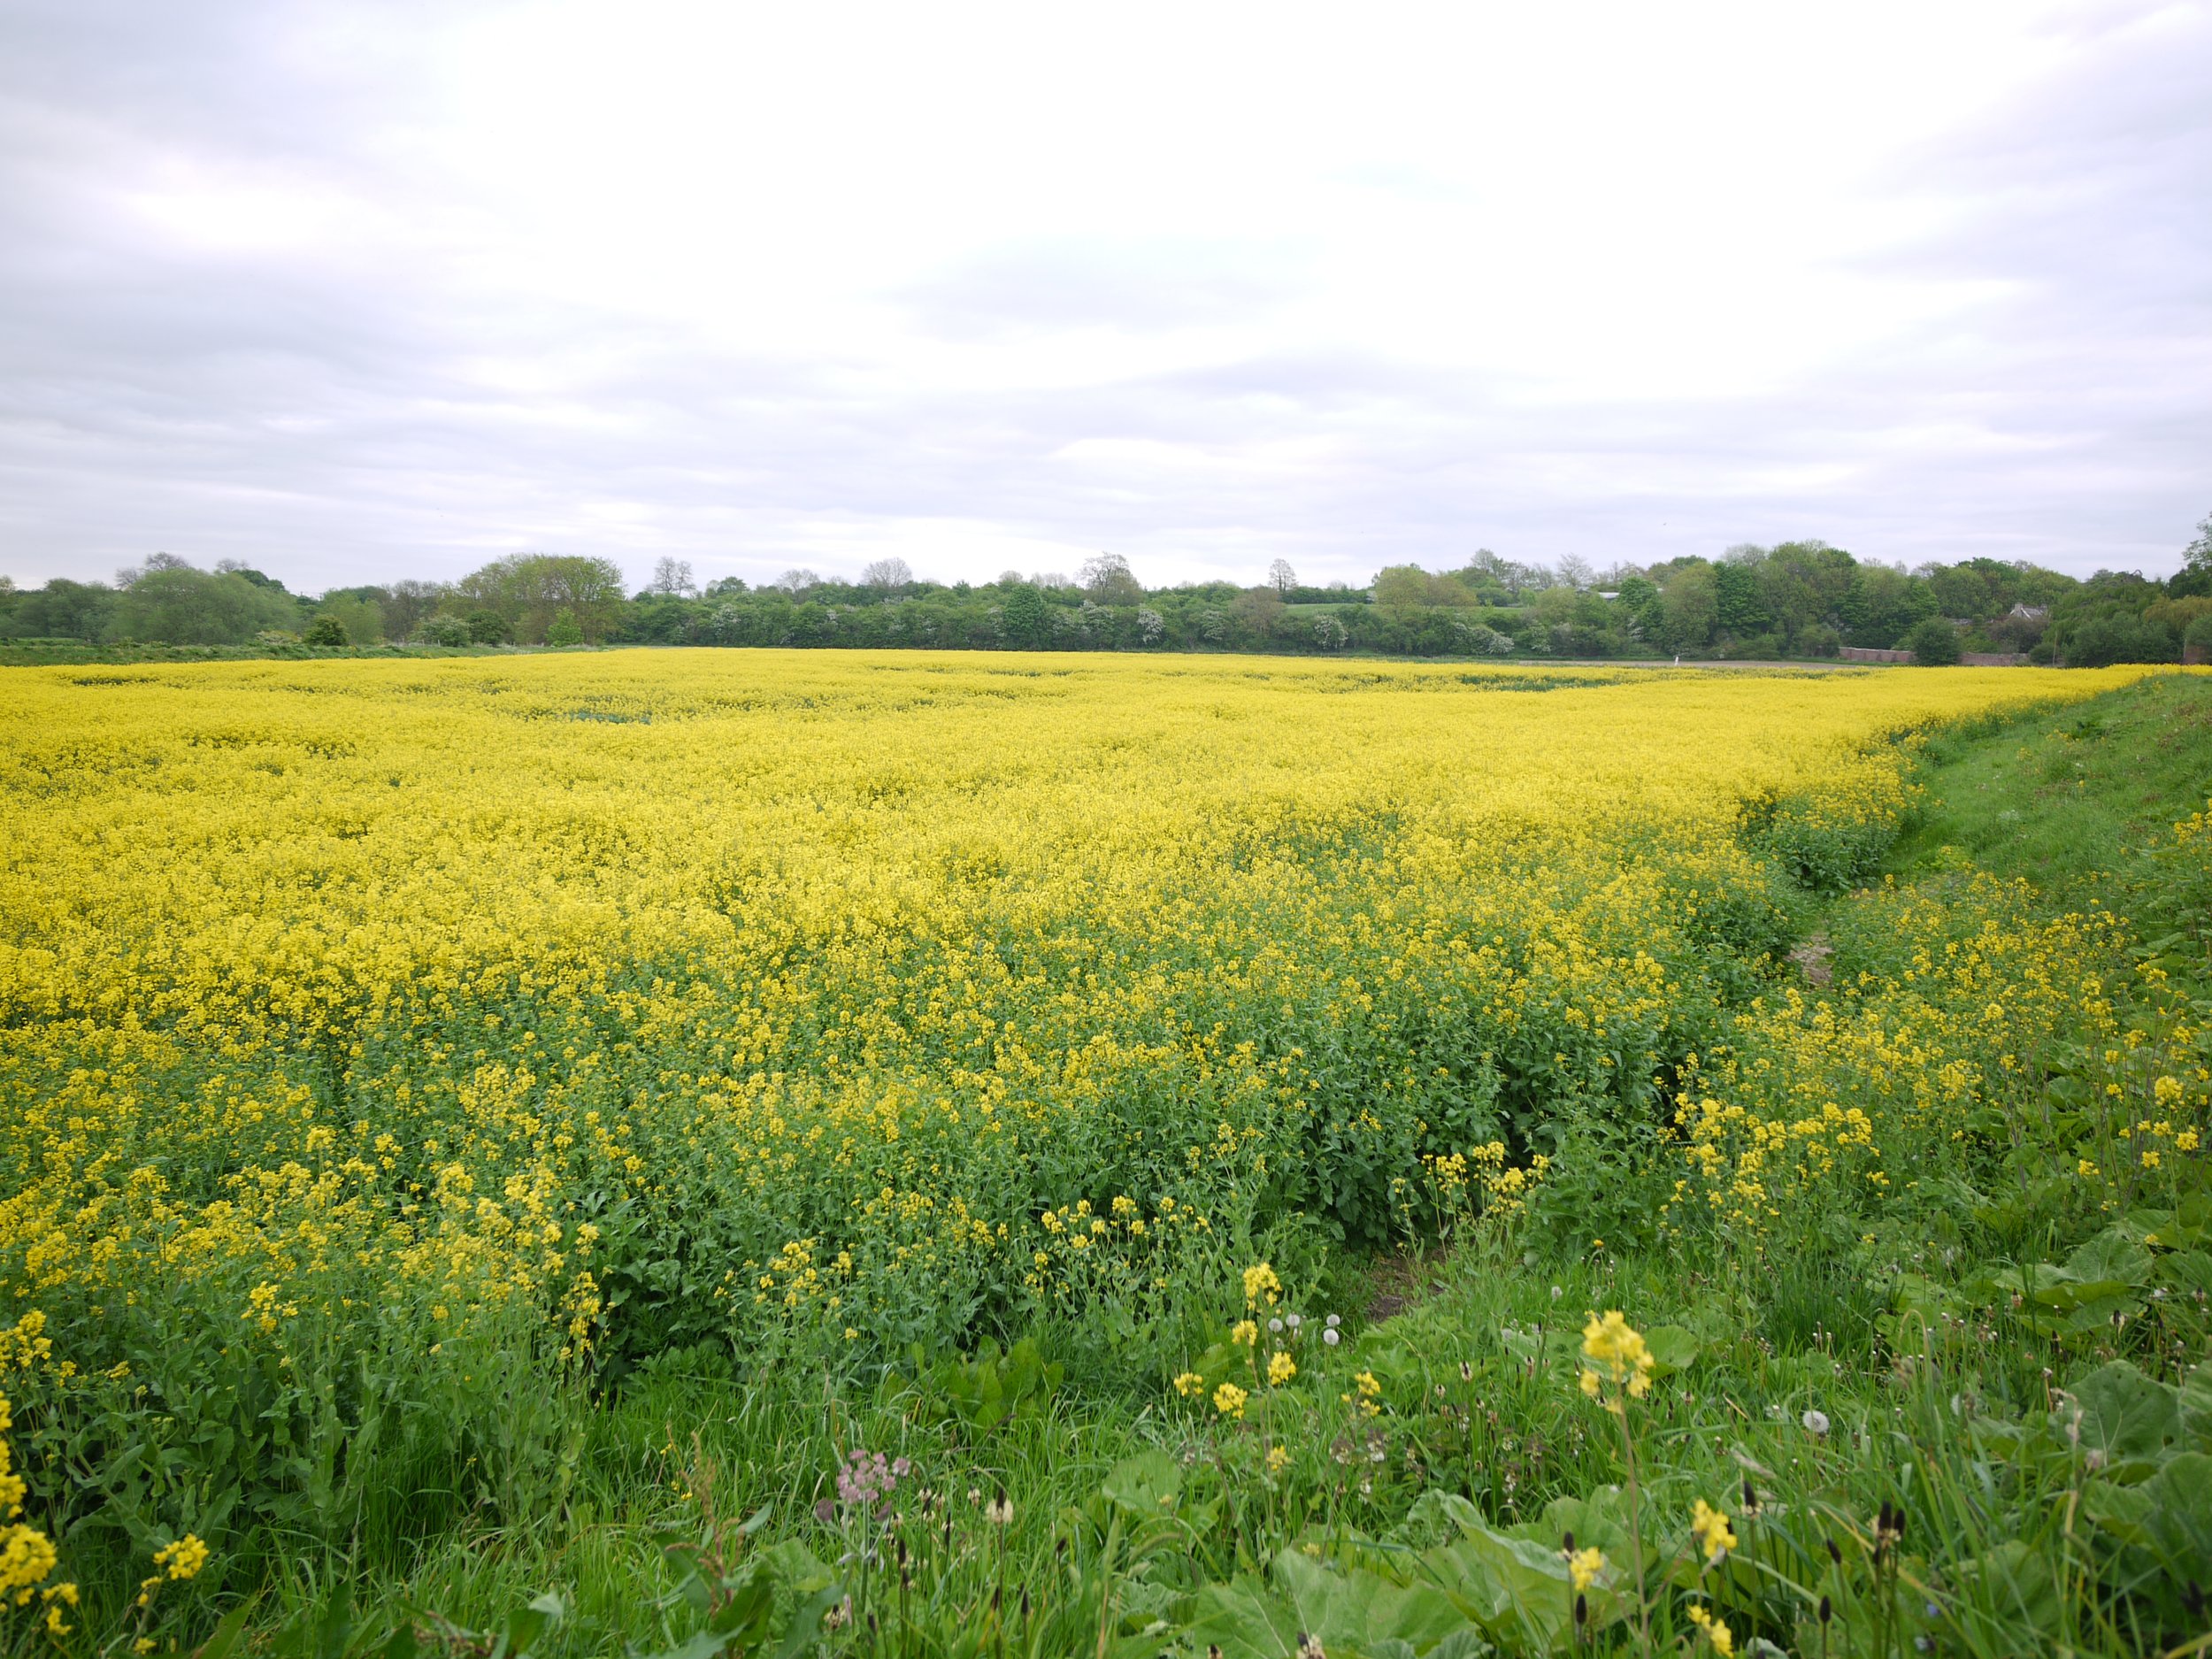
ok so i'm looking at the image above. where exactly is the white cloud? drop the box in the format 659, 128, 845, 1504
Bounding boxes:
0, 0, 2205, 593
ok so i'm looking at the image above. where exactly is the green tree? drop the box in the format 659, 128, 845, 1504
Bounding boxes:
1080, 553, 1145, 607
1713, 558, 1769, 638
455, 553, 627, 643
546, 609, 585, 647
1756, 541, 1856, 650
2185, 512, 2212, 573
1229, 587, 1284, 642
1370, 565, 1431, 607
2173, 513, 2212, 597
1902, 616, 1962, 664
11, 579, 115, 641
1371, 565, 1473, 608
1839, 564, 1937, 648
465, 610, 513, 644
303, 614, 349, 647
1656, 562, 1718, 652
380, 580, 447, 641
112, 562, 300, 644
998, 582, 1050, 648
316, 594, 385, 645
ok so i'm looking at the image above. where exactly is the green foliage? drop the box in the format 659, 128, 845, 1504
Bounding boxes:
453, 553, 626, 645
28, 537, 2203, 664
303, 614, 350, 648
2047, 570, 2185, 665
317, 595, 387, 647
1740, 786, 1900, 895
1901, 615, 1962, 664
995, 581, 1050, 648
888, 1337, 1064, 1440
111, 563, 303, 645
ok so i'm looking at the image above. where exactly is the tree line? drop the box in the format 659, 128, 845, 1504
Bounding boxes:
6, 521, 2209, 664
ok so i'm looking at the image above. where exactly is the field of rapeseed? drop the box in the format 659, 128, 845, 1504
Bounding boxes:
2, 652, 2207, 1656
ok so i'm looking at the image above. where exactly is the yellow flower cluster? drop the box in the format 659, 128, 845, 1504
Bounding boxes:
1421, 1141, 1553, 1230
1686, 1601, 1735, 1655
1665, 867, 2171, 1240
150, 1535, 209, 1582
1690, 1498, 1738, 1563
0, 651, 2161, 1537
1567, 1545, 1607, 1592
1242, 1263, 1283, 1307
0, 1315, 73, 1632
134, 1532, 211, 1613
1579, 1310, 1654, 1401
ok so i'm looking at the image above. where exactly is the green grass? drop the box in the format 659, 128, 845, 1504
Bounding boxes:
1893, 671, 2212, 909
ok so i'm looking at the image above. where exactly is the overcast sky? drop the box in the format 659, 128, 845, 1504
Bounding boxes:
1, 0, 2206, 595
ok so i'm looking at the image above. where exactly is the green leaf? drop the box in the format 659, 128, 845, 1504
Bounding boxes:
501, 1592, 565, 1657
1183, 1577, 1305, 1659
1414, 1519, 1628, 1653
2062, 1362, 2177, 1463
1182, 1553, 1471, 1659
2180, 1362, 2212, 1449
1271, 1548, 1466, 1656
2062, 1231, 2152, 1287
190, 1606, 256, 1659
1517, 1491, 1629, 1555
1102, 1449, 1183, 1517
1950, 1540, 2064, 1642
311, 1586, 355, 1659
769, 1585, 849, 1659
2142, 1452, 2212, 1581
1498, 1326, 1572, 1376
2080, 1479, 2154, 1546
761, 1539, 836, 1594
2157, 1250, 2212, 1300
1641, 1325, 1699, 1376
2145, 1193, 2212, 1249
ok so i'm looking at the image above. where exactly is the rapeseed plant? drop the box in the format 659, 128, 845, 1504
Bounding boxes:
0, 650, 2185, 1643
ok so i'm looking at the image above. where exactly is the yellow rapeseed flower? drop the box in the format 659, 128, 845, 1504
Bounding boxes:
1686, 1603, 1734, 1655
152, 1533, 210, 1581
1690, 1499, 1738, 1563
1580, 1310, 1654, 1400
1568, 1545, 1607, 1592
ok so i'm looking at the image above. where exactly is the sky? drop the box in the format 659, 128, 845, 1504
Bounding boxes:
0, 0, 2207, 597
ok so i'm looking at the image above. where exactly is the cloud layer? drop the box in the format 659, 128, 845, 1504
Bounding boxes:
1, 0, 2206, 594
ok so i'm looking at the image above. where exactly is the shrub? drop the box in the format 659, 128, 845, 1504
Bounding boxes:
1902, 616, 1962, 664
302, 615, 349, 648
